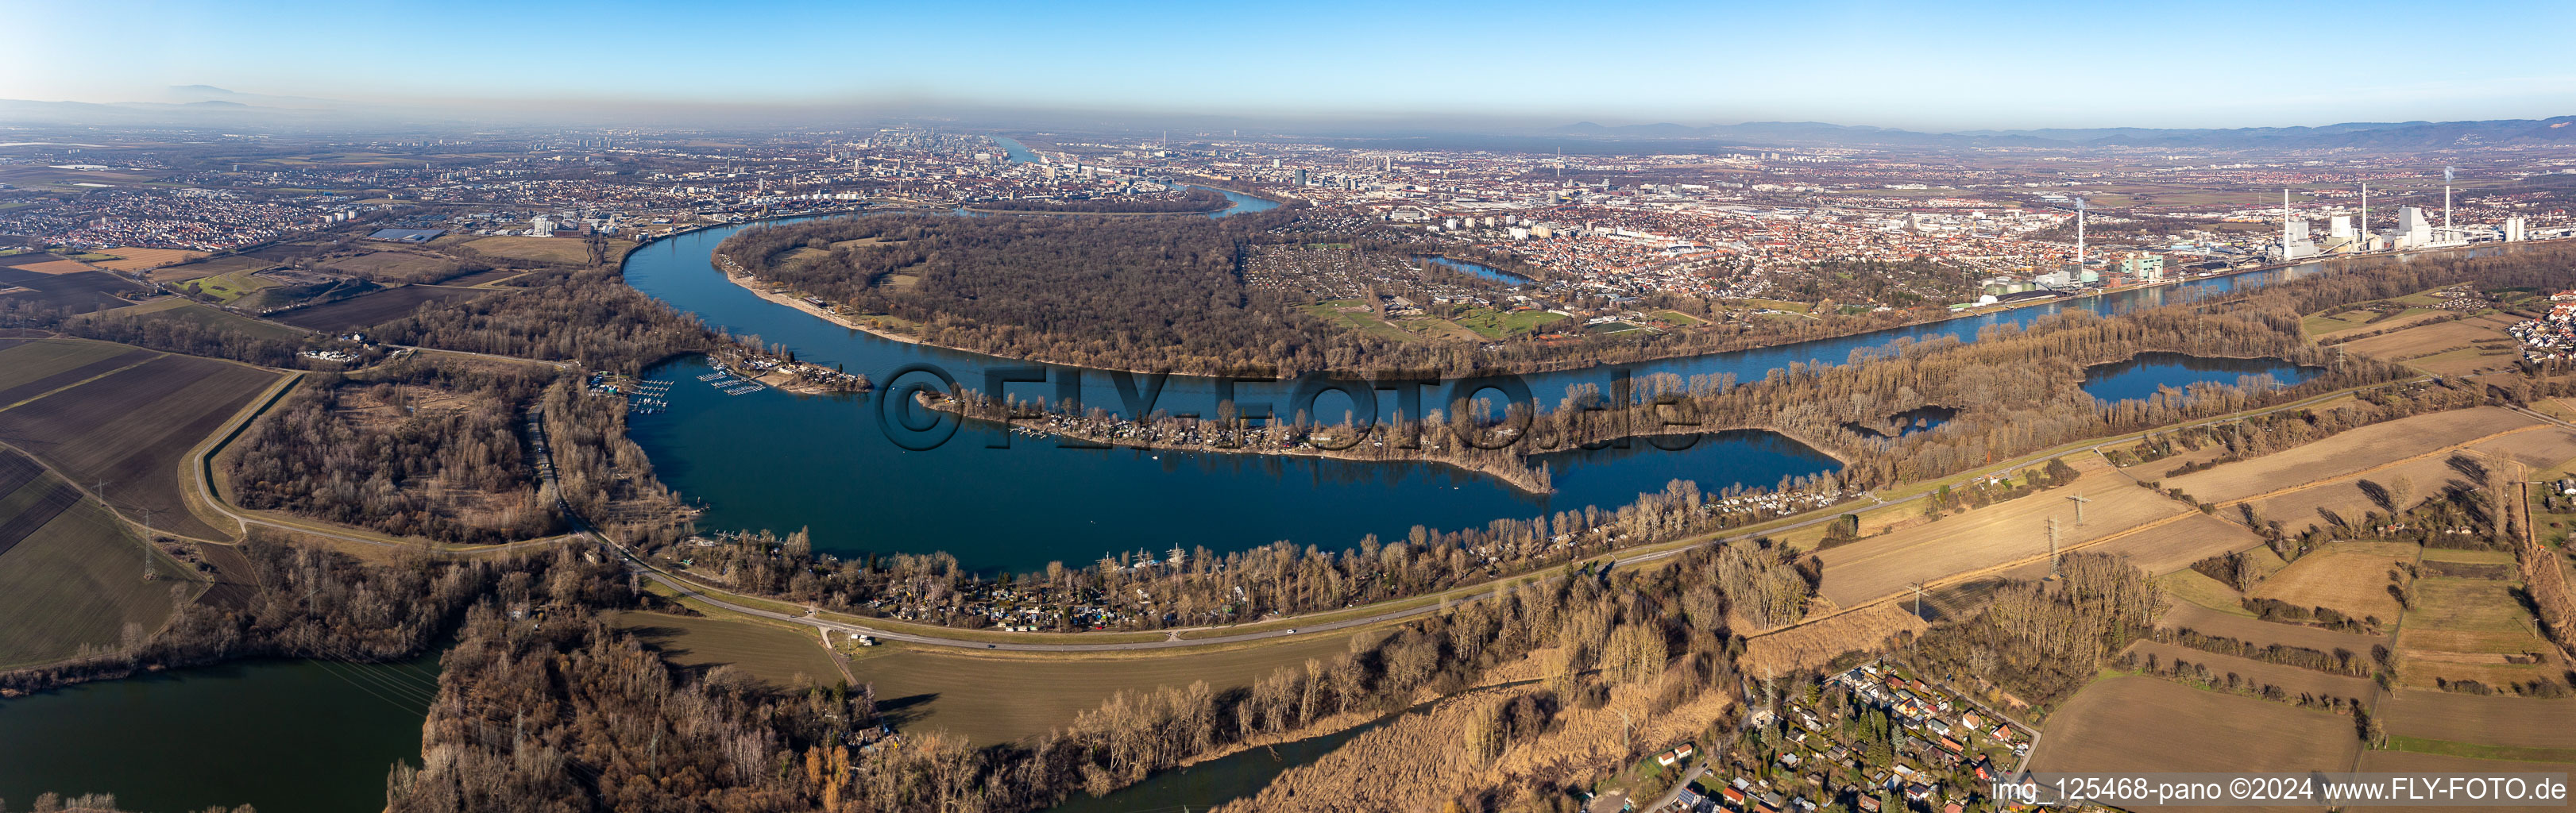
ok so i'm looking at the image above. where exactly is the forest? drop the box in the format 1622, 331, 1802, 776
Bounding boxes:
386, 541, 1775, 813
226, 357, 561, 545
371, 267, 722, 375
968, 187, 1230, 214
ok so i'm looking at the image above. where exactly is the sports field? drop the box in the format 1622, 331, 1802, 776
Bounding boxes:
0, 345, 284, 540
2028, 676, 2359, 774
0, 448, 187, 668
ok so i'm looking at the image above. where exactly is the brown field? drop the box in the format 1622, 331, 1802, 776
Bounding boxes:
847, 631, 1365, 745
2403, 578, 2547, 653
90, 247, 207, 272
271, 284, 486, 332
2161, 600, 2393, 653
2250, 541, 2417, 622
0, 339, 158, 406
2315, 309, 2452, 342
2337, 313, 2522, 361
321, 251, 460, 281
2378, 689, 2576, 749
192, 541, 259, 608
148, 254, 271, 283
608, 611, 844, 688
0, 352, 284, 540
107, 298, 308, 341
0, 268, 145, 314
1742, 603, 1926, 678
460, 235, 629, 265
2028, 676, 2360, 774
10, 258, 99, 275
1815, 464, 2195, 607
2085, 512, 2267, 575
2165, 407, 2543, 503
0, 449, 187, 668
2123, 640, 2375, 701
2250, 426, 2576, 533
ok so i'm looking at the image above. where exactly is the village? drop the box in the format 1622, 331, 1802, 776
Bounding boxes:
1657, 661, 2060, 813
2508, 289, 2576, 362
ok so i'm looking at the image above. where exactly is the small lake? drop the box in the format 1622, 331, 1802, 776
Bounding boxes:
2081, 353, 2321, 403
0, 654, 438, 813
1416, 254, 1534, 286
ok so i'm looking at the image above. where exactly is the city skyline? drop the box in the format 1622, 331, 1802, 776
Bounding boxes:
10, 0, 2576, 131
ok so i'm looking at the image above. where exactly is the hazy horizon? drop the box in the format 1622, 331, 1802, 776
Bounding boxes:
10, 0, 2575, 133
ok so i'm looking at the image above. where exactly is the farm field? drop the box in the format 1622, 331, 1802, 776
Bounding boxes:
0, 339, 158, 406
1451, 307, 1566, 337
846, 630, 1365, 745
102, 298, 307, 341
2165, 407, 2544, 503
147, 254, 270, 283
2027, 676, 2359, 774
2242, 429, 2576, 533
2308, 308, 2447, 340
0, 267, 144, 314
461, 235, 630, 264
608, 611, 844, 688
272, 284, 485, 332
2249, 541, 2417, 622
1812, 464, 2194, 607
2378, 689, 2576, 751
0, 350, 284, 540
0, 449, 187, 668
88, 247, 207, 272
2122, 640, 2375, 701
320, 251, 460, 282
2395, 576, 2557, 689
2160, 600, 2393, 654
2083, 512, 2265, 575
2335, 313, 2523, 364
1743, 603, 1926, 678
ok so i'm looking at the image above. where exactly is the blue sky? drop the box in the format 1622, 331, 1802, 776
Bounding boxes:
10, 0, 2574, 129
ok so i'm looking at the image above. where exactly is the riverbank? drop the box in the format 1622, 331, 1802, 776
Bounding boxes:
918, 391, 1558, 495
